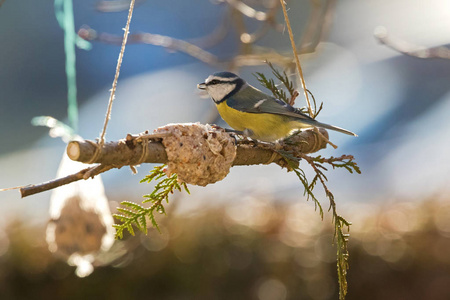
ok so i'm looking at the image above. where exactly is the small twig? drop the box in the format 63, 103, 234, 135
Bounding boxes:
231, 52, 296, 69
314, 127, 337, 149
0, 0, 6, 9
374, 26, 450, 60
289, 90, 299, 106
225, 0, 268, 21
239, 1, 283, 44
298, 0, 337, 54
82, 164, 114, 180
19, 165, 113, 198
0, 186, 21, 192
78, 27, 220, 66
279, 0, 314, 117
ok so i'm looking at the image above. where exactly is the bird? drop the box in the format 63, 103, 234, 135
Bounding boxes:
197, 71, 357, 142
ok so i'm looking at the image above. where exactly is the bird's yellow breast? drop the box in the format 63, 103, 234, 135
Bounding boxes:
216, 101, 302, 142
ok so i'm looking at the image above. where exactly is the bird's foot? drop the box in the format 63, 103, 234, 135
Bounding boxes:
224, 128, 260, 146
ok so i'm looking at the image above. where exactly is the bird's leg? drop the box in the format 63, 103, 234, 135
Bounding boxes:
222, 128, 246, 144
242, 128, 254, 138
224, 128, 245, 135
224, 128, 260, 146
242, 129, 261, 147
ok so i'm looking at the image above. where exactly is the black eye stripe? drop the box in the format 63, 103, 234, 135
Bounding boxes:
207, 78, 238, 85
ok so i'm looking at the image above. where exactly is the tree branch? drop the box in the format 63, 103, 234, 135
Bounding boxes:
19, 165, 113, 198
67, 133, 168, 166
374, 26, 450, 60
79, 0, 338, 71
67, 128, 328, 165
18, 128, 329, 198
78, 26, 220, 66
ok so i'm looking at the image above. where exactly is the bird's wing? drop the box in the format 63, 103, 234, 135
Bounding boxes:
226, 85, 358, 137
227, 86, 315, 122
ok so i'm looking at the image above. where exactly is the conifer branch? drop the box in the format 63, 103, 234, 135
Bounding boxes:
257, 60, 359, 299
254, 62, 323, 117
113, 165, 189, 239
298, 153, 358, 300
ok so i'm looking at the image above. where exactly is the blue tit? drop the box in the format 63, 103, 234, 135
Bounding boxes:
197, 71, 357, 142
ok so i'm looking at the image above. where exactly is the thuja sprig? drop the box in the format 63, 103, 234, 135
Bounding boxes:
257, 60, 359, 299
254, 62, 323, 118
254, 61, 296, 105
298, 153, 358, 300
306, 89, 323, 119
279, 150, 324, 219
312, 155, 361, 174
278, 151, 357, 299
113, 165, 189, 239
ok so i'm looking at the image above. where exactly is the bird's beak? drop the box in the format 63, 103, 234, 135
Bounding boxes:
197, 82, 206, 90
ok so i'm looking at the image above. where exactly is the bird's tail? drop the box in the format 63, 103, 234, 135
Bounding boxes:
313, 121, 358, 137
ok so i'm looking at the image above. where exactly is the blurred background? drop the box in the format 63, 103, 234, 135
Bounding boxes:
1, 0, 450, 299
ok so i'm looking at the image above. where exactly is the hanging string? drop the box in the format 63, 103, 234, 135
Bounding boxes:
98, 0, 136, 148
279, 0, 313, 118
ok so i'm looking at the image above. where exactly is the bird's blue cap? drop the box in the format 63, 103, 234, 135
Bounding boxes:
212, 71, 239, 78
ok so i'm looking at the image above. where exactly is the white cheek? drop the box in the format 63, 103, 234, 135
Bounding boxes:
208, 84, 235, 101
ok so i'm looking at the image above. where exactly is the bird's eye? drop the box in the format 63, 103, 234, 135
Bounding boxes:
209, 79, 219, 85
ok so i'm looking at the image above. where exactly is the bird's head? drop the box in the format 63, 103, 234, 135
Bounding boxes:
198, 72, 246, 103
